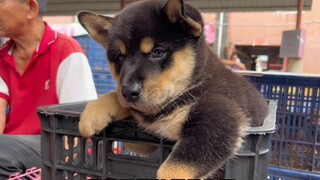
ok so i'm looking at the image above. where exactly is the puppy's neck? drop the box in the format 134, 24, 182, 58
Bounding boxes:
131, 80, 203, 123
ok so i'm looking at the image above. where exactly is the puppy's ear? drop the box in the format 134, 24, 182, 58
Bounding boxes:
77, 11, 113, 49
164, 0, 202, 37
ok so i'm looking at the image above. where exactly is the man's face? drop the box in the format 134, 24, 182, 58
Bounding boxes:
0, 0, 29, 38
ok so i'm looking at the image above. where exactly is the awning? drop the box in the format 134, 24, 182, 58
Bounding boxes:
46, 0, 313, 16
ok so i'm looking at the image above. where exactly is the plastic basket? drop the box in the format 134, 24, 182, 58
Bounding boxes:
38, 100, 276, 180
243, 72, 320, 175
73, 35, 116, 95
268, 167, 320, 180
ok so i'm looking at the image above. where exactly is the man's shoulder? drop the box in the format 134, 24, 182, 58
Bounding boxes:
54, 33, 83, 52
48, 32, 86, 63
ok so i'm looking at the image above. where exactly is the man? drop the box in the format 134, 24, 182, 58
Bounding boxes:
0, 0, 97, 177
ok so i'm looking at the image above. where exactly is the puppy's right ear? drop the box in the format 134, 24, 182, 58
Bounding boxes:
77, 11, 113, 49
164, 0, 202, 37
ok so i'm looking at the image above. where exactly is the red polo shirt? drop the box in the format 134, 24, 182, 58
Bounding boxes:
0, 23, 97, 135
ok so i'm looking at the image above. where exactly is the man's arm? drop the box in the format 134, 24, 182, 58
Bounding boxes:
0, 98, 7, 134
56, 52, 98, 103
0, 77, 9, 134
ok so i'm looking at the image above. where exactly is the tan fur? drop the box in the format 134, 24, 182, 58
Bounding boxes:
159, 46, 195, 96
79, 92, 131, 137
185, 17, 202, 37
157, 158, 197, 179
140, 37, 154, 54
133, 104, 194, 141
141, 46, 195, 108
117, 40, 127, 55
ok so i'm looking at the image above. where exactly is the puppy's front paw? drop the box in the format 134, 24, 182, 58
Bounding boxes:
79, 92, 131, 137
79, 100, 112, 137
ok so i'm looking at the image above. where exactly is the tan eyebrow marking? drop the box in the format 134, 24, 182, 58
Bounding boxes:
117, 40, 126, 55
140, 37, 154, 54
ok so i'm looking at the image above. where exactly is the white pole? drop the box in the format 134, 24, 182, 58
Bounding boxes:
217, 12, 224, 57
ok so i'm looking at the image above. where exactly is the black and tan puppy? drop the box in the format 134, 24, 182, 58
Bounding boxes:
77, 0, 269, 178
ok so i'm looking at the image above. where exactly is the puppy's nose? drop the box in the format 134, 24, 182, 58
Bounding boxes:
121, 83, 142, 102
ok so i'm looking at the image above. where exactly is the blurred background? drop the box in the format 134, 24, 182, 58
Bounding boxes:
3, 1, 320, 179
23, 0, 319, 75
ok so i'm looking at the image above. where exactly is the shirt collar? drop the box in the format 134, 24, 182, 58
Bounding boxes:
0, 40, 13, 57
37, 22, 57, 54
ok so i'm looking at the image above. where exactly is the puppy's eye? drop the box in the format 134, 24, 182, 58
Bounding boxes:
116, 54, 125, 63
152, 47, 167, 60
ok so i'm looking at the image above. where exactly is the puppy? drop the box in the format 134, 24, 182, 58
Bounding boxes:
77, 0, 269, 178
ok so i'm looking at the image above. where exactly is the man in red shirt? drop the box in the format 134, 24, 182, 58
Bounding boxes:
0, 0, 97, 177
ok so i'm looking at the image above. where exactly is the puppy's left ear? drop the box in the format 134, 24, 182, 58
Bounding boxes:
78, 11, 113, 49
164, 0, 202, 37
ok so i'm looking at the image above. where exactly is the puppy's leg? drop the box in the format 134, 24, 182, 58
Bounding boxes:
157, 152, 197, 179
157, 138, 214, 179
157, 137, 237, 179
157, 98, 249, 179
79, 91, 131, 137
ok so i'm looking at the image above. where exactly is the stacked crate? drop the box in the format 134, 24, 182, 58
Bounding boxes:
245, 72, 320, 179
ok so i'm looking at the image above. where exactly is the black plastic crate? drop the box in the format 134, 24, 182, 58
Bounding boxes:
38, 100, 276, 180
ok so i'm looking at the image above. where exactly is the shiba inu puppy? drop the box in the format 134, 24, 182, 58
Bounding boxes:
77, 0, 269, 178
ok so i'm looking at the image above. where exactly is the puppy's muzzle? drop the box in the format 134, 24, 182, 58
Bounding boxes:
121, 82, 142, 102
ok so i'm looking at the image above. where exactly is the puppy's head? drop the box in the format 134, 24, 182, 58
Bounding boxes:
78, 0, 206, 113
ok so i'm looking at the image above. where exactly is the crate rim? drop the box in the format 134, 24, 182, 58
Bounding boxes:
38, 100, 277, 136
